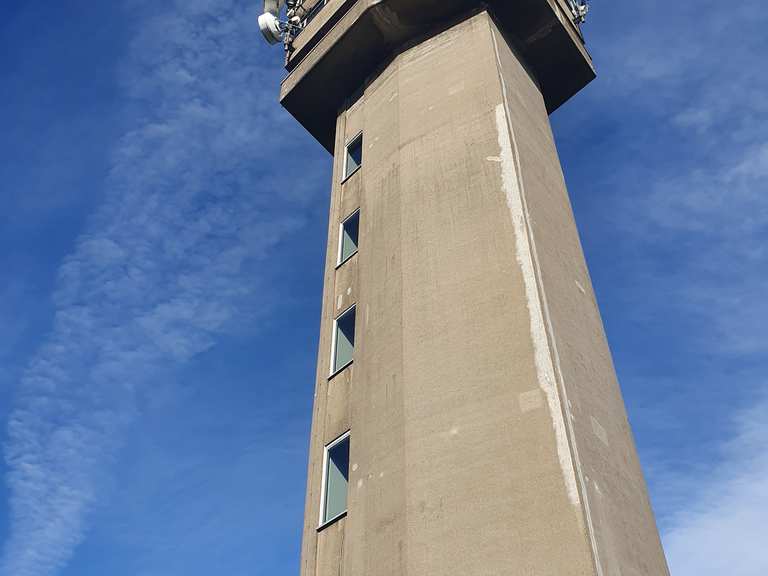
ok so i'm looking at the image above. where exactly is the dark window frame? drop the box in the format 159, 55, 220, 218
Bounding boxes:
337, 209, 360, 267
318, 431, 351, 529
330, 304, 356, 377
342, 132, 363, 182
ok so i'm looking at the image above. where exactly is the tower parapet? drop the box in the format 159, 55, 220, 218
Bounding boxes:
276, 0, 595, 151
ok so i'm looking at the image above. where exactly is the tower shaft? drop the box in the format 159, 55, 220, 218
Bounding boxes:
277, 5, 670, 576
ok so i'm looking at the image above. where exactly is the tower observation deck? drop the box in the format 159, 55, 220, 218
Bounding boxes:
260, 2, 671, 575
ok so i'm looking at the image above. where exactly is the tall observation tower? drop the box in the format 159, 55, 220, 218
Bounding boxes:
259, 1, 670, 575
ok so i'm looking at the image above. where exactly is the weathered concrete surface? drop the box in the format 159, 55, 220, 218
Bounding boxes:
489, 20, 671, 575
281, 0, 595, 152
295, 8, 669, 576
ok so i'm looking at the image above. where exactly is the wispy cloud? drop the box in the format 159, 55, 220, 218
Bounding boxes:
578, 0, 768, 565
1, 1, 322, 574
579, 0, 768, 356
664, 394, 768, 576
627, 139, 768, 355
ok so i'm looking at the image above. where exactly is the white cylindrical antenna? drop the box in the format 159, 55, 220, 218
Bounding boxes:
259, 0, 286, 44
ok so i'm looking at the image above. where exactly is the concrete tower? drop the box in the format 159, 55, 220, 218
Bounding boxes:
261, 2, 670, 575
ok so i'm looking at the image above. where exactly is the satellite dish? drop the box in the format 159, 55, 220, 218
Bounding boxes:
259, 0, 287, 45
259, 12, 283, 44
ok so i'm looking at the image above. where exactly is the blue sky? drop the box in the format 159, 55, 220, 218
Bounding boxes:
0, 1, 766, 575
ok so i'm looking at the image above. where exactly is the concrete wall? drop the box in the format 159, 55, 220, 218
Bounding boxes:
299, 11, 669, 576
489, 21, 671, 576
281, 0, 595, 152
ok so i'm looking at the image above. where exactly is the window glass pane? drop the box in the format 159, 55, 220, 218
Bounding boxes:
339, 211, 359, 264
333, 307, 355, 372
323, 436, 350, 523
345, 135, 363, 178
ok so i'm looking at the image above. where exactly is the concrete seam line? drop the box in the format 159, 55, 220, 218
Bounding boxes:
488, 17, 605, 576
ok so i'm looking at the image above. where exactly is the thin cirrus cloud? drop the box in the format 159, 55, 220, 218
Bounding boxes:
605, 1, 768, 358
664, 394, 768, 576
576, 0, 768, 572
1, 1, 320, 575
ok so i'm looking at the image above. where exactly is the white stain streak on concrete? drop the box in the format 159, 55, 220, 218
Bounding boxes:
490, 22, 605, 568
519, 389, 544, 413
591, 416, 610, 447
494, 103, 580, 507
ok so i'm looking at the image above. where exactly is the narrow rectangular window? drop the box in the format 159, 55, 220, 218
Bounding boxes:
320, 432, 350, 526
338, 210, 360, 265
331, 305, 356, 375
343, 133, 363, 180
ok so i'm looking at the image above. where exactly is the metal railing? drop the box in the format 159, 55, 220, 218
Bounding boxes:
284, 0, 329, 42
289, 0, 586, 44
303, 0, 329, 27
565, 0, 589, 24
300, 0, 588, 26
